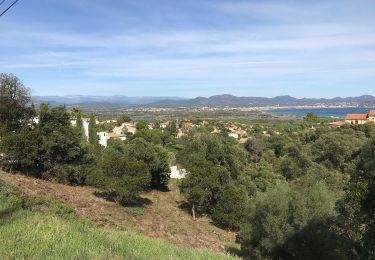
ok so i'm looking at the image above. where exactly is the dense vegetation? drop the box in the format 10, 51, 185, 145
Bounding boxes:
176, 121, 375, 259
1, 73, 374, 259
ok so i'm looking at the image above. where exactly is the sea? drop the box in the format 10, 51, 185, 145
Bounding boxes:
264, 107, 375, 118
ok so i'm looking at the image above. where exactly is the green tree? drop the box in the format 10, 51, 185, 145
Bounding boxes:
1, 104, 88, 183
0, 73, 34, 136
179, 159, 230, 219
244, 138, 265, 163
240, 175, 341, 259
125, 138, 170, 189
88, 114, 98, 145
136, 121, 148, 130
177, 130, 247, 179
130, 128, 164, 145
100, 147, 151, 203
212, 183, 247, 230
311, 132, 364, 171
116, 114, 131, 126
305, 112, 319, 122
238, 160, 282, 197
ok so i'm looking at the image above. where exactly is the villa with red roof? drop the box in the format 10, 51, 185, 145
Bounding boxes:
345, 110, 375, 125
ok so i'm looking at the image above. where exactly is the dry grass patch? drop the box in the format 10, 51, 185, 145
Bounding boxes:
0, 172, 237, 254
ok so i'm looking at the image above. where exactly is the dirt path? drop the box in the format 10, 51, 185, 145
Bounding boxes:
0, 171, 237, 253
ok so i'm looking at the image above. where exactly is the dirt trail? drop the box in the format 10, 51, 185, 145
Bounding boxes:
0, 171, 236, 253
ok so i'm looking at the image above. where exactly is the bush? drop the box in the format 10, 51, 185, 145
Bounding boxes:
212, 183, 247, 231
240, 176, 340, 259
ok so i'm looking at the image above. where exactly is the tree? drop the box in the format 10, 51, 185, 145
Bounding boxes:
240, 175, 341, 259
130, 128, 164, 145
116, 114, 131, 126
1, 104, 88, 183
179, 159, 230, 219
244, 138, 265, 163
0, 73, 34, 136
277, 142, 313, 180
75, 112, 85, 140
305, 112, 319, 122
177, 130, 247, 179
88, 114, 98, 144
100, 147, 151, 203
238, 160, 282, 197
212, 183, 247, 230
136, 121, 148, 130
311, 132, 364, 171
125, 138, 170, 189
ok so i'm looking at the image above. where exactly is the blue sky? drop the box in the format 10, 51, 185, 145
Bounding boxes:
0, 0, 374, 98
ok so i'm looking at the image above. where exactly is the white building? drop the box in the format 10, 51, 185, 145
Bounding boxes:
170, 166, 187, 179
97, 132, 109, 147
228, 132, 239, 139
97, 132, 127, 147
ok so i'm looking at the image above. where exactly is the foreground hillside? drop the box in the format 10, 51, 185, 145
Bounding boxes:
0, 171, 237, 258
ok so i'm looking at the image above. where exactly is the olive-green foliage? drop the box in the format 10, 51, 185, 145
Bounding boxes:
116, 114, 131, 126
136, 121, 148, 130
100, 146, 151, 203
130, 128, 164, 145
1, 104, 89, 183
244, 138, 265, 163
277, 142, 313, 180
305, 112, 319, 122
240, 175, 342, 259
75, 112, 85, 139
238, 160, 282, 197
178, 130, 247, 179
212, 183, 247, 231
0, 73, 35, 136
124, 138, 171, 189
311, 130, 365, 171
358, 137, 375, 175
178, 130, 247, 217
88, 114, 98, 145
180, 159, 230, 215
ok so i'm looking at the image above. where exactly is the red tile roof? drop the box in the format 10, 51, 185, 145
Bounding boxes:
329, 121, 345, 126
345, 114, 368, 120
108, 133, 127, 138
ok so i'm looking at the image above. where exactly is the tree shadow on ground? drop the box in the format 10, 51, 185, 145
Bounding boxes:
152, 185, 170, 192
93, 191, 152, 208
93, 190, 117, 202
178, 201, 193, 216
120, 197, 152, 208
0, 206, 20, 225
226, 246, 247, 259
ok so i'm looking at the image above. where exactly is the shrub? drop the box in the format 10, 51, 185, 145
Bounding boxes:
212, 183, 247, 231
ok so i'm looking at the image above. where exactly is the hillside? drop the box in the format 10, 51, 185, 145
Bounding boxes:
148, 94, 375, 108
33, 94, 375, 108
0, 171, 237, 256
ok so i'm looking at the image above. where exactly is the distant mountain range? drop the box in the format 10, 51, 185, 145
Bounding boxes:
33, 94, 375, 108
32, 95, 186, 108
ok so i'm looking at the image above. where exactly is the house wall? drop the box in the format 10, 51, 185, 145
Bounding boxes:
83, 119, 90, 141
97, 132, 108, 147
345, 119, 368, 125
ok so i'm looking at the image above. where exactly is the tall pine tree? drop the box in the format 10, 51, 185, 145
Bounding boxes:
88, 114, 98, 145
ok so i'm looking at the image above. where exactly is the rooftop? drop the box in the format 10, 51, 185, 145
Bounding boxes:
345, 114, 368, 120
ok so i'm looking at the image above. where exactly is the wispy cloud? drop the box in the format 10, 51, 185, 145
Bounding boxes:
0, 0, 374, 97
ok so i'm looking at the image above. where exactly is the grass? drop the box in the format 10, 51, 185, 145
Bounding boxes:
0, 179, 237, 259
0, 172, 237, 253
